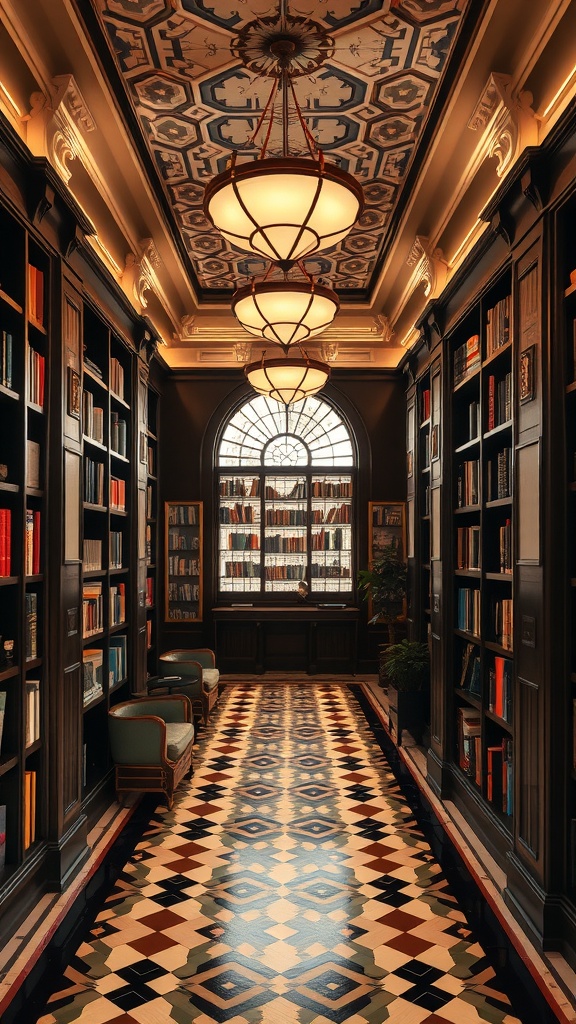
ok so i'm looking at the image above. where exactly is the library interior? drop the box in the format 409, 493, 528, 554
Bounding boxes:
1, 1, 576, 1022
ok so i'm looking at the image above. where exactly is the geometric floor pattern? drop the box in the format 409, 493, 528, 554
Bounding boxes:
36, 683, 525, 1024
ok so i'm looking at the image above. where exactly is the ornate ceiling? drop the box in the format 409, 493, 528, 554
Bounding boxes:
89, 0, 470, 302
2, 0, 573, 368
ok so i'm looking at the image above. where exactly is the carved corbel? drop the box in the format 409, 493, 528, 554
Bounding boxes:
139, 322, 159, 365
23, 75, 96, 184
406, 236, 448, 300
122, 238, 162, 313
371, 314, 395, 345
468, 72, 539, 179
173, 315, 197, 344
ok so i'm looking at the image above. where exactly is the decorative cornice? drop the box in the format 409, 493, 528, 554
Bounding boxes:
371, 314, 395, 345
406, 235, 448, 299
173, 315, 198, 344
468, 72, 539, 179
122, 237, 162, 312
23, 75, 96, 184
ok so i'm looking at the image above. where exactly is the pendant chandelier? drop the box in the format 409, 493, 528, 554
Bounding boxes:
231, 265, 339, 347
203, 20, 363, 266
244, 350, 330, 406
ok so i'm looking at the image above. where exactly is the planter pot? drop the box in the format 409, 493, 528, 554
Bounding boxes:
387, 684, 429, 746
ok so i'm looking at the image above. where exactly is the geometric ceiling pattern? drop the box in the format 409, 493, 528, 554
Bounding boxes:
92, 0, 469, 300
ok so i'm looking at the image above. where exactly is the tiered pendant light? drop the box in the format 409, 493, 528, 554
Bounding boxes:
244, 352, 330, 405
203, 9, 363, 404
231, 274, 339, 347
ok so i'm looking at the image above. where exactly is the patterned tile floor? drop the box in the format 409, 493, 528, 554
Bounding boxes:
34, 683, 528, 1024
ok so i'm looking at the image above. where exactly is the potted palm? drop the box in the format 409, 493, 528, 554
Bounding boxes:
358, 544, 407, 685
383, 639, 430, 746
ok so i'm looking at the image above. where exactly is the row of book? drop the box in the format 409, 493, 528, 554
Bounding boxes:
85, 458, 104, 506
27, 345, 45, 408
146, 576, 154, 607
83, 581, 103, 637
83, 648, 103, 705
219, 503, 258, 524
498, 519, 512, 574
82, 390, 104, 444
311, 528, 348, 551
147, 443, 155, 476
264, 534, 306, 552
311, 563, 351, 578
110, 413, 127, 457
110, 582, 126, 626
25, 679, 40, 746
421, 387, 431, 421
265, 564, 306, 580
222, 561, 261, 578
219, 477, 259, 497
146, 484, 154, 521
25, 592, 38, 660
310, 480, 352, 498
457, 707, 513, 813
265, 481, 306, 499
226, 532, 260, 550
24, 769, 37, 849
168, 582, 199, 601
264, 509, 305, 526
109, 356, 125, 400
486, 295, 510, 356
486, 447, 512, 501
167, 607, 197, 620
27, 264, 44, 328
110, 476, 126, 511
27, 439, 41, 490
83, 533, 123, 571
486, 372, 512, 430
454, 334, 480, 386
0, 508, 11, 576
313, 504, 351, 524
371, 506, 403, 527
167, 504, 198, 525
493, 597, 513, 650
167, 556, 200, 576
25, 509, 41, 576
168, 528, 200, 550
1, 329, 13, 389
456, 525, 480, 570
456, 459, 479, 507
457, 586, 481, 635
488, 655, 513, 722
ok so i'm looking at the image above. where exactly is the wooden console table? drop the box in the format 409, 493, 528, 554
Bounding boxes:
213, 605, 359, 674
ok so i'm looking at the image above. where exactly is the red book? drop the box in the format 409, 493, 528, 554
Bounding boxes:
0, 509, 6, 576
33, 510, 41, 575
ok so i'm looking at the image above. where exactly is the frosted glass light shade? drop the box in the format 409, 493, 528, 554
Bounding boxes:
204, 157, 363, 264
245, 354, 330, 405
232, 279, 339, 347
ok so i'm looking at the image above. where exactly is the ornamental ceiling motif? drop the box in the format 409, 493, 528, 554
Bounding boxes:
89, 0, 470, 302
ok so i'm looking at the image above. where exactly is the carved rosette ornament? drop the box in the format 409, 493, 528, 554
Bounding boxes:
24, 75, 96, 184
468, 72, 539, 178
406, 236, 448, 300
122, 238, 162, 312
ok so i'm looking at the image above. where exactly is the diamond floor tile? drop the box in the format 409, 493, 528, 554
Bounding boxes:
31, 683, 530, 1023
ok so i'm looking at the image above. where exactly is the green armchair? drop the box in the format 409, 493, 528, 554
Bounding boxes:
148, 649, 220, 725
108, 695, 194, 809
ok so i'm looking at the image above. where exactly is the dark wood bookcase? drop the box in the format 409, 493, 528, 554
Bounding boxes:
145, 385, 159, 675
447, 270, 513, 825
0, 205, 50, 882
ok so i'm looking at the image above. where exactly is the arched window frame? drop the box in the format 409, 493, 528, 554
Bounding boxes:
216, 394, 357, 599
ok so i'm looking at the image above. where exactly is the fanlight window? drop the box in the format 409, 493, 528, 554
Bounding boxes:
217, 395, 355, 595
218, 394, 354, 467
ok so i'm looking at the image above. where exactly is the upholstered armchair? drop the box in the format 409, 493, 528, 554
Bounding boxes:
147, 649, 220, 726
108, 695, 194, 809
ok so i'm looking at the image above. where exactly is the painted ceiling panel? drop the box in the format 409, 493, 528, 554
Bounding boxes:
91, 0, 470, 299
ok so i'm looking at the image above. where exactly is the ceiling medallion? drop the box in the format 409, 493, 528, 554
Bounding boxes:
231, 14, 334, 79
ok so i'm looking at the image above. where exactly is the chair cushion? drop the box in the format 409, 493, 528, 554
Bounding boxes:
166, 722, 194, 762
202, 669, 220, 691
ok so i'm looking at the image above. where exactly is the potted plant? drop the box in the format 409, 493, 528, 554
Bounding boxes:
383, 639, 430, 746
358, 544, 407, 685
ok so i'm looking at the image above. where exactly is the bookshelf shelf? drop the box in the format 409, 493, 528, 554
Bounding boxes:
483, 339, 512, 366
0, 482, 19, 493
83, 366, 107, 390
454, 505, 481, 514
0, 756, 19, 778
0, 383, 19, 401
485, 708, 513, 732
483, 420, 512, 440
0, 577, 19, 587
0, 287, 23, 314
455, 569, 481, 578
454, 688, 482, 709
484, 639, 513, 656
455, 437, 480, 454
83, 436, 107, 453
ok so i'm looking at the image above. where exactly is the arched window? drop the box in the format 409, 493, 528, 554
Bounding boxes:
217, 394, 356, 596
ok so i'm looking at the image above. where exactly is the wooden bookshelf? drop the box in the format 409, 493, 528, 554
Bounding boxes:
449, 274, 513, 825
165, 501, 203, 622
